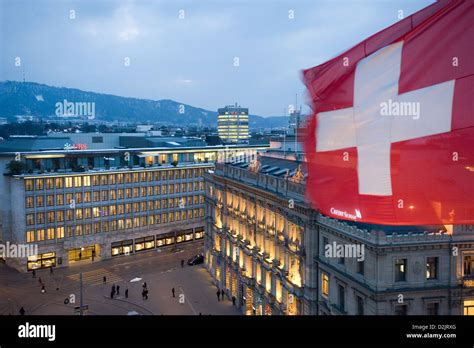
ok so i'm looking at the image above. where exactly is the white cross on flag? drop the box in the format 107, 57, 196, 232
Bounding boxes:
303, 0, 473, 225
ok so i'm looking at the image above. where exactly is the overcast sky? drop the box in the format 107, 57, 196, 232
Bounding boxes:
0, 0, 434, 116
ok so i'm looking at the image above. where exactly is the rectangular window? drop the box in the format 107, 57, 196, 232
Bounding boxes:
74, 176, 82, 187
26, 197, 34, 208
65, 177, 73, 188
83, 176, 91, 187
395, 258, 407, 282
56, 226, 64, 239
101, 190, 108, 201
46, 195, 54, 207
36, 196, 44, 207
37, 229, 45, 241
45, 178, 54, 190
426, 257, 438, 280
84, 192, 91, 203
109, 190, 116, 200
25, 179, 34, 191
395, 305, 408, 315
55, 177, 64, 189
76, 225, 83, 236
356, 296, 364, 315
56, 194, 64, 205
117, 174, 123, 184
26, 230, 35, 243
101, 175, 108, 186
92, 175, 100, 186
26, 214, 35, 225
35, 179, 44, 190
56, 211, 64, 222
427, 302, 439, 315
357, 260, 365, 275
47, 211, 55, 223
322, 272, 329, 297
46, 227, 55, 240
338, 285, 345, 312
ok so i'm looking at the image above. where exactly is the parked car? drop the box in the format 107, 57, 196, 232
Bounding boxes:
188, 254, 204, 266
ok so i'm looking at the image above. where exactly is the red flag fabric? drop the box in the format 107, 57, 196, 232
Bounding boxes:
302, 0, 474, 225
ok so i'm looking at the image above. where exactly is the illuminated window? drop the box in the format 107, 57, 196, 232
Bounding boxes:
36, 229, 45, 241
56, 194, 64, 205
26, 197, 34, 208
25, 179, 34, 191
36, 196, 44, 207
46, 195, 54, 207
395, 259, 407, 282
56, 227, 64, 239
426, 257, 438, 280
84, 207, 91, 219
83, 176, 91, 186
35, 179, 44, 190
84, 192, 91, 203
47, 211, 55, 223
75, 209, 83, 219
100, 175, 108, 185
65, 177, 73, 188
26, 230, 35, 243
56, 211, 64, 222
26, 214, 35, 225
322, 272, 329, 297
92, 175, 100, 186
74, 176, 82, 187
46, 227, 55, 240
45, 178, 54, 190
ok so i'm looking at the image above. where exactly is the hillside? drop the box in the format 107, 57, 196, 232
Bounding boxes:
0, 81, 289, 129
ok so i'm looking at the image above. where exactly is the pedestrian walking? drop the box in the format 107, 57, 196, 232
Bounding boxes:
38, 277, 42, 285
141, 289, 146, 300
181, 259, 184, 268
112, 284, 116, 293
50, 267, 53, 275
216, 289, 220, 301
79, 252, 82, 260
116, 285, 120, 295
221, 289, 225, 300
41, 285, 46, 293
103, 276, 106, 284
143, 282, 147, 289
32, 270, 36, 278
19, 307, 25, 316
125, 288, 128, 298
232, 296, 236, 306
144, 289, 149, 300
172, 287, 175, 298
110, 290, 114, 299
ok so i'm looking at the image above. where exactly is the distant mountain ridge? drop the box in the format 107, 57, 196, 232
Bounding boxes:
0, 81, 289, 129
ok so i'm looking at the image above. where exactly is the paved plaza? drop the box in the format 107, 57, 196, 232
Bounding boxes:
0, 242, 240, 316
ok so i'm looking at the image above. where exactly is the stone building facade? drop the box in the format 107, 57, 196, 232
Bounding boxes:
204, 160, 474, 315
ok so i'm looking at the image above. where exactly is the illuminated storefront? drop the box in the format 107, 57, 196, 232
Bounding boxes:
27, 252, 56, 270
68, 245, 97, 262
111, 240, 133, 256
134, 236, 155, 252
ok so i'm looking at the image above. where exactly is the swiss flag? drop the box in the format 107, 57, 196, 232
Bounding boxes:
302, 0, 474, 225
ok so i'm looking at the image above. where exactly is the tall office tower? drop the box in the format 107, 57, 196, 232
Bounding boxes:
217, 103, 249, 143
